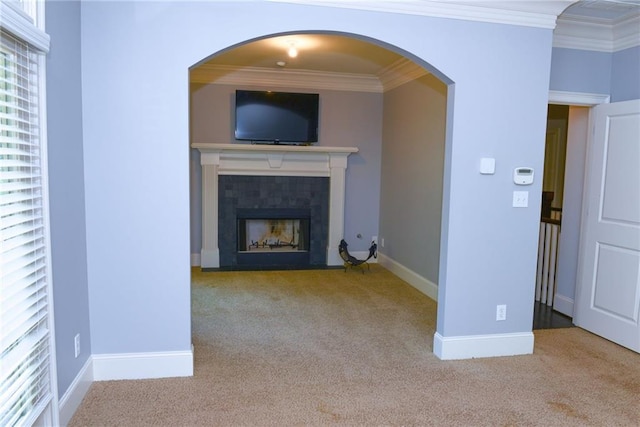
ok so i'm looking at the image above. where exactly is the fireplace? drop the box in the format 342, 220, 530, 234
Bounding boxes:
193, 143, 358, 269
237, 208, 311, 267
219, 176, 328, 269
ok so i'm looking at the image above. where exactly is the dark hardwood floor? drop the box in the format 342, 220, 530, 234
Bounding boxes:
532, 301, 574, 330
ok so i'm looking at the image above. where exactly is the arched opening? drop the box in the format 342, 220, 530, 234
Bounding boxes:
188, 31, 451, 360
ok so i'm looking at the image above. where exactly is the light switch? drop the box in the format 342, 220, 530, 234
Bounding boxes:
513, 191, 528, 208
479, 157, 495, 175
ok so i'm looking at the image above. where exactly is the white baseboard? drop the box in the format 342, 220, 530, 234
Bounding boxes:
191, 253, 201, 267
553, 294, 574, 318
58, 357, 94, 427
377, 252, 438, 301
93, 346, 194, 381
433, 331, 535, 360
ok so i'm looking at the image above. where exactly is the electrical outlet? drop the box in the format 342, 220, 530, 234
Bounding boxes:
381, 237, 385, 247
496, 305, 507, 321
74, 334, 81, 358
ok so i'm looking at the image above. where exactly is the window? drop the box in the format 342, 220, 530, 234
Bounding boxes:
0, 1, 55, 426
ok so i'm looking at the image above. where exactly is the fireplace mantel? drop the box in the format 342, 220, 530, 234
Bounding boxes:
193, 143, 358, 268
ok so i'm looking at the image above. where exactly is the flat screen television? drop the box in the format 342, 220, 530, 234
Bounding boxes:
234, 90, 319, 144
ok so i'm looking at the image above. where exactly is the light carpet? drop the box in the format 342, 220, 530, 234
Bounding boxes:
69, 266, 640, 426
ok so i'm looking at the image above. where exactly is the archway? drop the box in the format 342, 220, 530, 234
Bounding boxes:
188, 31, 451, 354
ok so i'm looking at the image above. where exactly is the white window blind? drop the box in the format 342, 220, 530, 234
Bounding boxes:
0, 28, 54, 426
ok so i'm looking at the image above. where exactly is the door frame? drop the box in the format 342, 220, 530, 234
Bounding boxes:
546, 90, 610, 317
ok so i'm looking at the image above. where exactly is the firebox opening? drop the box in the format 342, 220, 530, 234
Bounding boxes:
238, 218, 310, 253
235, 208, 313, 268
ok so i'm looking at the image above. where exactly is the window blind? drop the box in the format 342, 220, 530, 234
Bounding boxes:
0, 28, 53, 426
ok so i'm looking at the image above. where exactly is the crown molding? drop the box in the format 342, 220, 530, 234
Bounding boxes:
267, 0, 573, 29
190, 64, 384, 92
190, 59, 431, 93
554, 14, 640, 52
553, 16, 614, 51
378, 58, 430, 92
613, 14, 640, 51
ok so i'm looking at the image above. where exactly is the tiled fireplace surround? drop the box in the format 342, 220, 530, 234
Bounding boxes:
193, 144, 358, 269
220, 176, 328, 267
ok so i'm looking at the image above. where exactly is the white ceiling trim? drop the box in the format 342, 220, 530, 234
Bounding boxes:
554, 17, 614, 51
191, 60, 431, 93
267, 0, 571, 29
191, 64, 384, 92
613, 15, 640, 51
554, 14, 640, 52
377, 58, 430, 92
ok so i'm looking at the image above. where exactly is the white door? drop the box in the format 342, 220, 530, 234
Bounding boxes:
574, 99, 640, 353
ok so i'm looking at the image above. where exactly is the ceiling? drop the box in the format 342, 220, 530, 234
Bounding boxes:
200, 34, 406, 76
193, 1, 640, 81
562, 0, 640, 20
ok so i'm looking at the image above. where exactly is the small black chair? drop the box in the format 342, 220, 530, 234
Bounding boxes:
338, 239, 377, 273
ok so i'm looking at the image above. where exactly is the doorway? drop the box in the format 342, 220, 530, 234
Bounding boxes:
535, 92, 610, 329
534, 105, 572, 329
189, 31, 448, 350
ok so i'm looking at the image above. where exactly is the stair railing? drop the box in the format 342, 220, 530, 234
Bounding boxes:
535, 210, 561, 306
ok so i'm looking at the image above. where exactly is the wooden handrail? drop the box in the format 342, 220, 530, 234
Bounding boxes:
541, 217, 561, 226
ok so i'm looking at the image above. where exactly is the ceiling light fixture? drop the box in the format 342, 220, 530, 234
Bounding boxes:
287, 42, 298, 58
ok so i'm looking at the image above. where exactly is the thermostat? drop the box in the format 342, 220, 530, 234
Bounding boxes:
514, 167, 534, 185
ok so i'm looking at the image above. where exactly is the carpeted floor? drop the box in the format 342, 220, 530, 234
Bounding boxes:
69, 266, 640, 426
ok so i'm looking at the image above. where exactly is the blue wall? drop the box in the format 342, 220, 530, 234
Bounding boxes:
78, 1, 551, 353
45, 0, 92, 397
550, 45, 640, 101
550, 47, 612, 95
380, 75, 446, 285
612, 46, 640, 102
